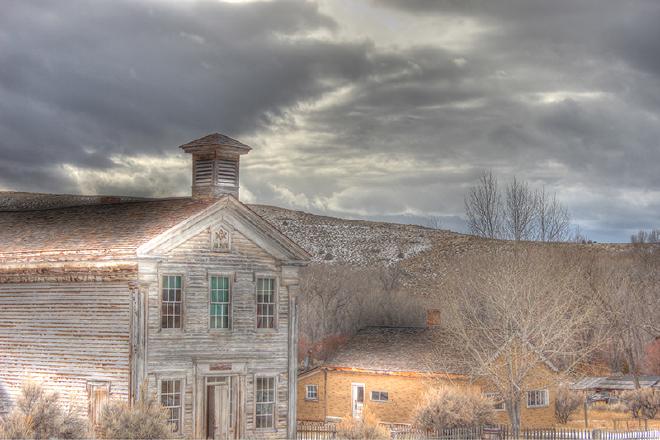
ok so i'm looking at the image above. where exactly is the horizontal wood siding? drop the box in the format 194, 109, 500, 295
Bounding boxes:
143, 226, 295, 439
0, 282, 132, 416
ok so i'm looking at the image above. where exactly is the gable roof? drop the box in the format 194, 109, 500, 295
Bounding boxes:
323, 326, 468, 375
0, 192, 309, 264
571, 375, 660, 391
0, 196, 217, 262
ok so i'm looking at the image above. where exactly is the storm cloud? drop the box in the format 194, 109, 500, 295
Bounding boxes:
1, 0, 659, 241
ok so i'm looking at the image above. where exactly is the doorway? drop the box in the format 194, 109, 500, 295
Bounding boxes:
351, 383, 365, 420
206, 377, 234, 440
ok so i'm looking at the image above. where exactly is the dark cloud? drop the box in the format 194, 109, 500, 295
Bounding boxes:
1, 0, 659, 242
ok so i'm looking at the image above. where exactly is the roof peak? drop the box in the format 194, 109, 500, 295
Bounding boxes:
179, 132, 252, 154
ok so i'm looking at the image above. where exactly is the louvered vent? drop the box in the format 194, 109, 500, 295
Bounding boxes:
216, 158, 238, 186
194, 159, 214, 185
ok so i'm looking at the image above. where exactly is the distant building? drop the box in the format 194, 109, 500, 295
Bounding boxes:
0, 133, 310, 439
572, 375, 660, 400
298, 312, 562, 428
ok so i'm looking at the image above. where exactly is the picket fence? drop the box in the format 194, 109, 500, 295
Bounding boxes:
296, 422, 660, 440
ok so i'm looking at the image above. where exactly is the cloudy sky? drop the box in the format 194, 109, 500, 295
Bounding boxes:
1, 0, 659, 242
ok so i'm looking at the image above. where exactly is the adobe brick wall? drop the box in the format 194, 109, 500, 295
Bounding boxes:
298, 366, 561, 428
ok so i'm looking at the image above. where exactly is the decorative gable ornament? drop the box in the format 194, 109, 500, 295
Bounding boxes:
210, 226, 231, 252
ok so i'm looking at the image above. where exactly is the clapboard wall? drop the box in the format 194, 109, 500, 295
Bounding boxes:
0, 281, 132, 416
141, 224, 298, 439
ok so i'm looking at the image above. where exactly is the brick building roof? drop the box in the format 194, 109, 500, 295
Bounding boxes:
324, 326, 468, 375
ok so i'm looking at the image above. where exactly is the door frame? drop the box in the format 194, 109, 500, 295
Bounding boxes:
351, 383, 365, 420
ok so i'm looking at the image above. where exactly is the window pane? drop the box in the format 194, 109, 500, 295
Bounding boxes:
210, 276, 231, 329
161, 276, 182, 329
256, 279, 275, 329
160, 379, 182, 433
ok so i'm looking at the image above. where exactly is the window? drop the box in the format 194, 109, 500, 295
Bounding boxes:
370, 391, 388, 402
527, 389, 549, 408
210, 276, 231, 329
160, 379, 182, 432
485, 392, 505, 411
255, 377, 275, 429
305, 385, 318, 400
256, 278, 276, 329
161, 275, 182, 329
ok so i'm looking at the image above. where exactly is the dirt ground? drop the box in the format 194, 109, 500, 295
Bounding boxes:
565, 407, 660, 430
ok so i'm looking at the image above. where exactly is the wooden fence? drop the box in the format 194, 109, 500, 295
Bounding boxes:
297, 422, 660, 440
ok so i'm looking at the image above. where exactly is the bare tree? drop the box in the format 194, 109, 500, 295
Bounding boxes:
464, 171, 572, 242
465, 171, 502, 239
631, 229, 660, 244
536, 187, 571, 242
441, 248, 599, 432
502, 177, 537, 241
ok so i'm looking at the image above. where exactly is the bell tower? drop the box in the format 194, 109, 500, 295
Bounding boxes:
179, 133, 252, 199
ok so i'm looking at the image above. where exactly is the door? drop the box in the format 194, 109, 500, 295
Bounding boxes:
207, 383, 230, 440
351, 383, 365, 420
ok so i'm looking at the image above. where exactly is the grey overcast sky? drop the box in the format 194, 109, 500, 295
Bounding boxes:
1, 0, 659, 242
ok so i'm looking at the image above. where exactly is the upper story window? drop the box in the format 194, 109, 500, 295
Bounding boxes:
255, 376, 275, 429
370, 391, 388, 402
160, 379, 182, 432
485, 392, 506, 411
305, 384, 318, 400
256, 278, 276, 329
526, 389, 549, 408
161, 275, 182, 329
210, 275, 231, 329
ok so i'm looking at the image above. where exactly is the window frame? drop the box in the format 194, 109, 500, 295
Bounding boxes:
484, 392, 506, 411
255, 276, 278, 330
254, 375, 277, 431
370, 390, 389, 402
526, 389, 549, 408
158, 377, 184, 433
208, 273, 233, 331
159, 274, 185, 331
305, 384, 318, 401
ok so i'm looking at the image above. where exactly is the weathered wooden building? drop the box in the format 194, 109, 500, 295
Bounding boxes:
0, 133, 309, 439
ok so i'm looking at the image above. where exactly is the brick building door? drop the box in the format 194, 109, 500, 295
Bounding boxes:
351, 383, 364, 420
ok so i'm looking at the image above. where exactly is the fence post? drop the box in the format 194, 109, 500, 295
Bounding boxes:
591, 429, 600, 440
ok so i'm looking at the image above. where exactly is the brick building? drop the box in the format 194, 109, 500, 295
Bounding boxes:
297, 323, 562, 428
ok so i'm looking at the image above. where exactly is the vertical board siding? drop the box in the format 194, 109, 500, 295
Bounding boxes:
143, 226, 294, 439
0, 282, 132, 416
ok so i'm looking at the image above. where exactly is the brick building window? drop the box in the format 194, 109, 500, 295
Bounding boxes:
161, 275, 182, 329
256, 278, 276, 329
210, 275, 231, 329
526, 389, 549, 408
305, 385, 318, 400
255, 376, 275, 429
160, 379, 182, 432
485, 392, 505, 411
370, 391, 388, 402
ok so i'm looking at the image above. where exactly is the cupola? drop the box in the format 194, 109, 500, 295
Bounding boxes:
179, 133, 252, 199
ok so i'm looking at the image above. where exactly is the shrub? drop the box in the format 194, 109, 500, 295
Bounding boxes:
336, 412, 389, 440
413, 387, 494, 430
97, 385, 173, 440
620, 388, 660, 420
554, 385, 582, 424
0, 381, 89, 439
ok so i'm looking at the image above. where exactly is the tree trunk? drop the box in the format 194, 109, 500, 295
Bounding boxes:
506, 396, 521, 435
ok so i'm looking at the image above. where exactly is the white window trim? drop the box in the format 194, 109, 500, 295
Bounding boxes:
255, 275, 278, 331
370, 390, 389, 403
159, 273, 185, 332
305, 384, 318, 401
526, 389, 549, 408
158, 377, 185, 433
484, 392, 506, 411
208, 273, 233, 331
254, 375, 277, 431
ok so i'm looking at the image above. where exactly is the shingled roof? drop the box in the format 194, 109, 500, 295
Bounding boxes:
179, 133, 252, 154
323, 326, 468, 375
0, 195, 217, 263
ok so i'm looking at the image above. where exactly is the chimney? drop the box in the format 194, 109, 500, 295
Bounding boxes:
426, 309, 441, 327
179, 133, 252, 199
